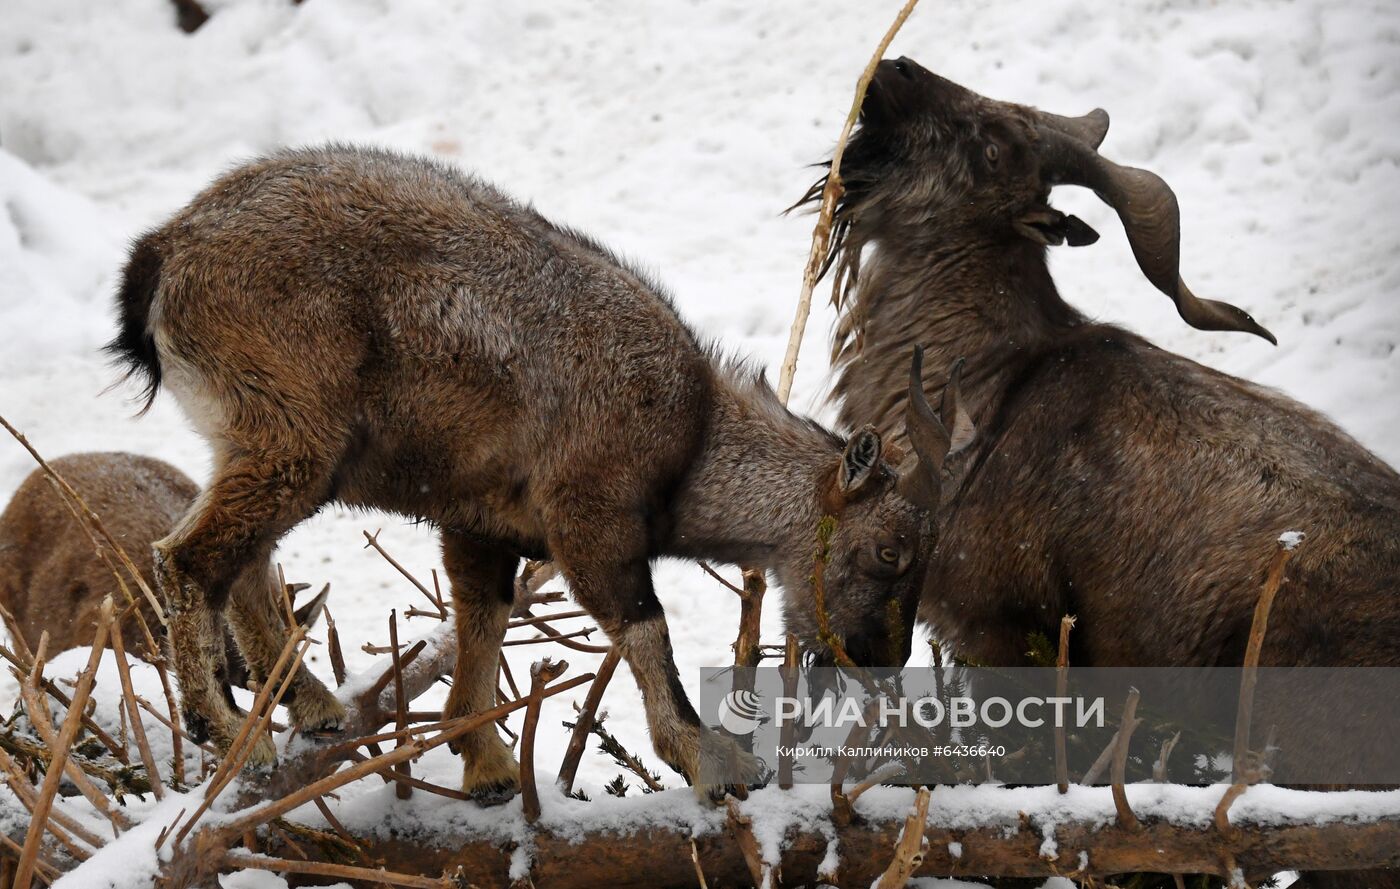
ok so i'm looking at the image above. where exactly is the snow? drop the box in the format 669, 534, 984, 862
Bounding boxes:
1, 0, 1397, 885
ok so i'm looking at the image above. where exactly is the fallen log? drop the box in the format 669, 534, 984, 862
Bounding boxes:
314, 792, 1400, 889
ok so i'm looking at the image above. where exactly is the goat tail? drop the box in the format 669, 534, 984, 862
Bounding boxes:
104, 232, 165, 414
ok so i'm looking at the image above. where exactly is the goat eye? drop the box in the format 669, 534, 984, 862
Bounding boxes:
984, 143, 1000, 166
878, 546, 899, 564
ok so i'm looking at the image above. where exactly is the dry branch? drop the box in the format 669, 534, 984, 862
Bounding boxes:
557, 647, 621, 795
109, 623, 163, 799
776, 0, 920, 401
1111, 687, 1143, 831
1055, 614, 1074, 794
521, 658, 568, 822
15, 599, 115, 889
874, 786, 931, 889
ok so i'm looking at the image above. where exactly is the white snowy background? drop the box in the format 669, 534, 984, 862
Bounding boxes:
1, 0, 1397, 886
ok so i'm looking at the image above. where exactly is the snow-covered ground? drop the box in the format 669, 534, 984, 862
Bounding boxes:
1, 0, 1397, 883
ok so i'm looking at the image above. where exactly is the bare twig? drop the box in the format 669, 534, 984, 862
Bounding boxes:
1055, 614, 1075, 794
324, 606, 348, 687
344, 750, 473, 801
389, 611, 412, 800
110, 623, 163, 799
223, 851, 451, 888
725, 796, 771, 889
0, 747, 101, 860
699, 562, 745, 596
775, 0, 920, 401
1111, 688, 1142, 832
362, 529, 448, 619
689, 837, 710, 889
1081, 727, 1120, 786
1232, 538, 1297, 783
875, 786, 932, 889
502, 626, 597, 646
215, 671, 594, 840
0, 643, 127, 760
16, 598, 116, 889
778, 633, 800, 790
557, 647, 621, 794
1154, 731, 1182, 783
521, 658, 569, 822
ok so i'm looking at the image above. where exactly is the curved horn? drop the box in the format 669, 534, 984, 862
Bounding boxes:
897, 346, 949, 509
1038, 128, 1276, 344
1035, 107, 1110, 149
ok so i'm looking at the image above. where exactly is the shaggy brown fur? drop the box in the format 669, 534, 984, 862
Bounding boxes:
0, 453, 328, 714
807, 59, 1400, 887
107, 145, 950, 799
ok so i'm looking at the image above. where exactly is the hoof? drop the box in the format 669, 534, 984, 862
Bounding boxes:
468, 781, 519, 807
244, 732, 279, 768
692, 731, 765, 805
288, 683, 347, 734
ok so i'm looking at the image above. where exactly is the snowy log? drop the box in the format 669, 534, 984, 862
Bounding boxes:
271, 792, 1400, 888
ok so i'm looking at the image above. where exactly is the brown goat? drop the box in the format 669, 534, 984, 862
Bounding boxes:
808, 56, 1400, 672
106, 145, 955, 800
0, 452, 326, 701
808, 61, 1400, 885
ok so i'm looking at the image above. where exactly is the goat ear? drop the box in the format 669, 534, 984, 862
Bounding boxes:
838, 426, 884, 494
1062, 214, 1100, 247
1014, 205, 1099, 248
292, 582, 331, 630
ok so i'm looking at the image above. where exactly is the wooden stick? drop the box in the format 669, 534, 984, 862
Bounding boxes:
109, 623, 164, 799
699, 562, 745, 596
1111, 687, 1142, 832
499, 653, 522, 700
1232, 537, 1297, 783
17, 639, 135, 833
0, 643, 128, 762
344, 750, 473, 801
136, 695, 218, 756
1080, 727, 1120, 786
151, 656, 186, 786
521, 658, 569, 822
874, 786, 932, 889
778, 633, 800, 790
324, 606, 348, 687
1055, 615, 1075, 794
509, 609, 589, 630
0, 833, 60, 885
1154, 731, 1182, 783
389, 611, 412, 800
775, 0, 920, 402
362, 529, 446, 619
217, 672, 594, 840
725, 796, 771, 889
15, 598, 115, 889
845, 760, 908, 810
502, 626, 597, 647
223, 850, 451, 888
689, 837, 710, 889
0, 747, 100, 860
557, 647, 621, 794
